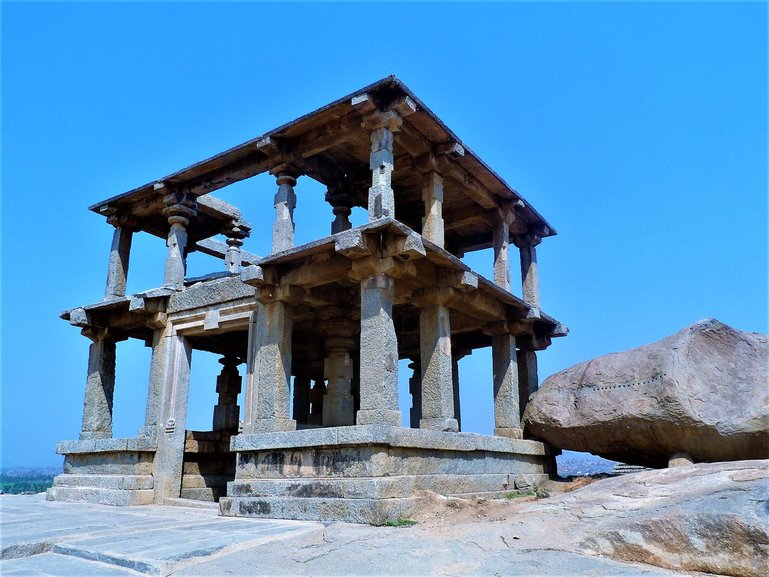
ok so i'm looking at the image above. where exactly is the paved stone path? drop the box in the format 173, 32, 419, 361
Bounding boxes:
1, 494, 698, 576
1, 494, 322, 576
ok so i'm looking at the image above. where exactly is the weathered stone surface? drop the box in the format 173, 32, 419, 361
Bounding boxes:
15, 462, 761, 577
167, 275, 255, 312
560, 460, 769, 577
524, 319, 769, 467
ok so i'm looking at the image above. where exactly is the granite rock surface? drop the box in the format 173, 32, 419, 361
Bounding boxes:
523, 319, 769, 467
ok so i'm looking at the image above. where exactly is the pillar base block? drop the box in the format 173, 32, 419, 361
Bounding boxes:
419, 417, 459, 433
494, 427, 524, 440
243, 418, 297, 434
356, 409, 401, 427
136, 425, 157, 439
79, 431, 112, 440
322, 395, 355, 427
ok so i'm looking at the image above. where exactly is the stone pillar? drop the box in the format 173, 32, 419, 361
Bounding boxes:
325, 184, 353, 234
323, 349, 355, 427
242, 309, 259, 429
243, 298, 296, 433
487, 323, 522, 438
517, 349, 539, 420
104, 214, 136, 300
357, 273, 400, 426
308, 380, 327, 426
292, 376, 311, 424
364, 111, 402, 221
452, 351, 469, 432
79, 329, 117, 440
151, 332, 193, 503
514, 233, 542, 309
493, 219, 511, 292
224, 221, 249, 274
138, 325, 168, 439
162, 191, 197, 290
271, 171, 298, 253
421, 171, 445, 247
418, 300, 458, 432
408, 360, 422, 429
212, 355, 242, 432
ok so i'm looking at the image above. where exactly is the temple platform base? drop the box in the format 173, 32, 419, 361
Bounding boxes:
219, 426, 556, 524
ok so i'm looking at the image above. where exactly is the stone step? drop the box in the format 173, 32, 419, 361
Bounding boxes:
226, 473, 547, 500
46, 486, 154, 506
164, 497, 219, 510
53, 474, 153, 490
220, 495, 422, 525
180, 473, 233, 489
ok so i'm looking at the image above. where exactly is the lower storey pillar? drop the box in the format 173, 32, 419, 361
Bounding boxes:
492, 334, 523, 439
357, 274, 400, 426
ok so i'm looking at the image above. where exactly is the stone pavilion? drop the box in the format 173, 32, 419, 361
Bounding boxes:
48, 77, 567, 523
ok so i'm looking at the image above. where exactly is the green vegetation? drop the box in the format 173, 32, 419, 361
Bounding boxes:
0, 470, 56, 494
504, 489, 536, 499
383, 518, 417, 527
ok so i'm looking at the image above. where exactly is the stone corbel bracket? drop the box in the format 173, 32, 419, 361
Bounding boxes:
240, 265, 306, 306
128, 294, 169, 330
334, 227, 426, 282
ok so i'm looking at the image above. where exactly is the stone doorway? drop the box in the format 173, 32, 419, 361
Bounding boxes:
180, 333, 246, 502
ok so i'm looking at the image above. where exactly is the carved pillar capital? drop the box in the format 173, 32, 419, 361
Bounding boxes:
162, 191, 197, 227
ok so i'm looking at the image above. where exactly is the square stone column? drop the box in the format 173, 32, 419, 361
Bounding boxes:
151, 332, 192, 503
103, 214, 136, 300
292, 376, 311, 424
308, 380, 326, 426
243, 299, 296, 433
212, 355, 242, 432
357, 273, 401, 426
408, 360, 422, 429
452, 350, 469, 432
421, 171, 445, 248
418, 302, 458, 432
517, 349, 539, 420
493, 219, 511, 292
357, 105, 409, 221
138, 325, 169, 439
162, 190, 197, 290
514, 233, 542, 309
225, 221, 250, 274
486, 323, 522, 439
79, 329, 117, 440
322, 350, 355, 427
271, 171, 298, 253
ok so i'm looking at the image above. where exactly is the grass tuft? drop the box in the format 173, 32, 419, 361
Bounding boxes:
383, 518, 417, 527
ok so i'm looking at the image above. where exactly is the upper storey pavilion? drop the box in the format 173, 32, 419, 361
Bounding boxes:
51, 76, 567, 524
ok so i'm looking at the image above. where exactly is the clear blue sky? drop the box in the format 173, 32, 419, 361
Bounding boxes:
2, 2, 766, 468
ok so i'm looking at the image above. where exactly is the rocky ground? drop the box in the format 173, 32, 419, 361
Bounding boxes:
1, 459, 766, 576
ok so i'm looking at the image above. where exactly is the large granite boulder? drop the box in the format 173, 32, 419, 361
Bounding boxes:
523, 319, 769, 467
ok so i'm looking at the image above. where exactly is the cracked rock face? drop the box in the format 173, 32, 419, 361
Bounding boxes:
523, 319, 769, 467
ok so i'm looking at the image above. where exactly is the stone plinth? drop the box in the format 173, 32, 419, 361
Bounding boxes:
220, 426, 555, 524
47, 438, 157, 506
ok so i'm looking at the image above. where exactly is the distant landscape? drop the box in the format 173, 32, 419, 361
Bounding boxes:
0, 468, 60, 495
0, 452, 618, 495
